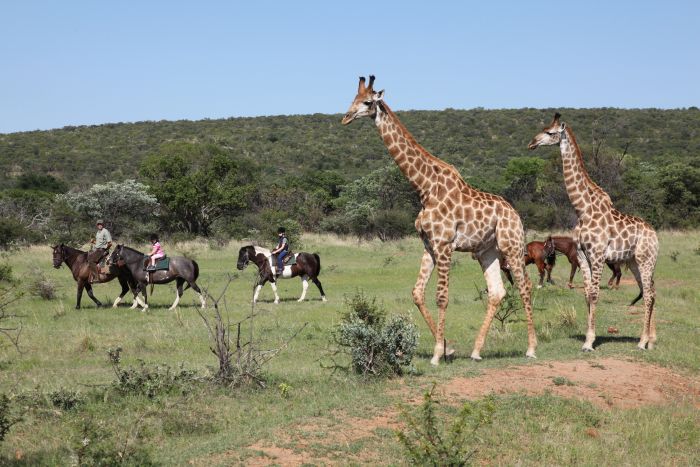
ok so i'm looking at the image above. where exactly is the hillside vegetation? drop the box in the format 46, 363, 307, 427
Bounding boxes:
1, 108, 699, 243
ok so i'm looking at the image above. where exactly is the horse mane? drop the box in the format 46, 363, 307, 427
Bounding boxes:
120, 245, 145, 255
252, 245, 271, 257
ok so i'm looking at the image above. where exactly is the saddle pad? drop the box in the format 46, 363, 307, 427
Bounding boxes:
143, 256, 170, 271
268, 253, 297, 269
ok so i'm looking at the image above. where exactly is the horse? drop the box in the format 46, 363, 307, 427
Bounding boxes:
236, 245, 327, 304
524, 240, 556, 288
109, 244, 206, 311
544, 235, 643, 305
52, 244, 143, 309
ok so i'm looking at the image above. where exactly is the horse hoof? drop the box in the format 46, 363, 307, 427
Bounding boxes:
321, 297, 328, 302
297, 298, 303, 302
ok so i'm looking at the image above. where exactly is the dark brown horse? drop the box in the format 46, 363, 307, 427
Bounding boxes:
524, 240, 556, 288
544, 236, 642, 305
52, 244, 141, 309
236, 245, 326, 304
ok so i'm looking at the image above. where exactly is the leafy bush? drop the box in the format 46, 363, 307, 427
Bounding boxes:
72, 416, 155, 466
0, 393, 19, 442
0, 263, 13, 284
396, 385, 495, 466
333, 291, 418, 376
28, 267, 58, 300
49, 388, 84, 411
108, 347, 196, 399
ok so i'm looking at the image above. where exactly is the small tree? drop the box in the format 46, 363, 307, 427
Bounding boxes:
56, 180, 158, 237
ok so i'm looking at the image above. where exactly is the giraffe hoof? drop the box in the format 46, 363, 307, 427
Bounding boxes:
429, 356, 441, 366
581, 346, 594, 352
637, 343, 648, 351
526, 351, 537, 359
536, 285, 542, 289
470, 352, 482, 362
445, 348, 455, 357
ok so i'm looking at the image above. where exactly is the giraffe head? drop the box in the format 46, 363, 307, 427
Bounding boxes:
341, 75, 385, 125
528, 113, 566, 150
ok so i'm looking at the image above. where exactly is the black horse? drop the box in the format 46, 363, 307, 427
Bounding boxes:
236, 245, 327, 304
110, 244, 205, 311
52, 244, 141, 309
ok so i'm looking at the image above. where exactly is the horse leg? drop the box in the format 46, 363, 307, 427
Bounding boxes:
252, 277, 266, 304
536, 259, 545, 289
269, 279, 280, 304
191, 282, 206, 309
113, 277, 130, 308
311, 276, 327, 302
76, 282, 85, 309
169, 278, 185, 311
298, 275, 309, 302
568, 257, 578, 289
85, 283, 103, 308
135, 283, 149, 311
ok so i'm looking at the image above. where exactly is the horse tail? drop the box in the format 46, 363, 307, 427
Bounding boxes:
192, 259, 200, 282
313, 253, 321, 277
150, 282, 155, 297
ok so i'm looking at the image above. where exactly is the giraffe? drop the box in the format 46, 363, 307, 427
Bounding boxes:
528, 113, 659, 351
342, 76, 537, 364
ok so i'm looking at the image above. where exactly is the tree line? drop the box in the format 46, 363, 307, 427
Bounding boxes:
0, 107, 698, 247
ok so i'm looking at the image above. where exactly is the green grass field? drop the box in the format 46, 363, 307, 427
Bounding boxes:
1, 232, 699, 465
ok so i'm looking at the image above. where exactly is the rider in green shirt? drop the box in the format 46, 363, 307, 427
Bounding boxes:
88, 220, 112, 283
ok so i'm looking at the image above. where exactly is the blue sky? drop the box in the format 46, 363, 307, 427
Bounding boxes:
1, 1, 698, 133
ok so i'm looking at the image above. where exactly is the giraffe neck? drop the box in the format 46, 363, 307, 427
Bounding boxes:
374, 102, 440, 201
560, 127, 603, 217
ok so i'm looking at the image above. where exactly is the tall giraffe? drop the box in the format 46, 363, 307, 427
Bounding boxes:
529, 113, 659, 351
342, 76, 537, 364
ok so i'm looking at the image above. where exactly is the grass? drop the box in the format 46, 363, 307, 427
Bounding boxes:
1, 231, 699, 464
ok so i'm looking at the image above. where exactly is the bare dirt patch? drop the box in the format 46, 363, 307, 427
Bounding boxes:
214, 358, 699, 466
442, 358, 700, 410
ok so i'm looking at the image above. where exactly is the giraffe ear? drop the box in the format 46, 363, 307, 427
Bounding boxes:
372, 89, 385, 101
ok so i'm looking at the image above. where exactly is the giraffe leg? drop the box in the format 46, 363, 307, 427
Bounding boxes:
471, 248, 507, 361
509, 254, 537, 358
430, 244, 453, 366
630, 259, 657, 349
412, 250, 438, 339
577, 248, 604, 351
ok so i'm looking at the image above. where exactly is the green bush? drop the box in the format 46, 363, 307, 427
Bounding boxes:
396, 385, 495, 466
333, 291, 418, 376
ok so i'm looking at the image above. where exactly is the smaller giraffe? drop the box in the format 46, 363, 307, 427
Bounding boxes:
529, 114, 659, 351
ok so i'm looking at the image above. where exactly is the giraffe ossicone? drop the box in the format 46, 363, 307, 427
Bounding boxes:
343, 75, 538, 364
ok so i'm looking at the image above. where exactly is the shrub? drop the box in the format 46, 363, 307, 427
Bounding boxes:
0, 263, 13, 284
28, 267, 58, 300
49, 388, 84, 411
72, 416, 155, 466
333, 290, 418, 376
396, 385, 495, 466
108, 347, 196, 399
0, 393, 19, 442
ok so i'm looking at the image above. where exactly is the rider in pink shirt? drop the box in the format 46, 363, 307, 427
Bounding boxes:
147, 233, 165, 271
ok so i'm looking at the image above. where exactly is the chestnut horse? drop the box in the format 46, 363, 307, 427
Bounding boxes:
545, 236, 643, 305
52, 244, 141, 309
524, 240, 556, 288
236, 245, 326, 304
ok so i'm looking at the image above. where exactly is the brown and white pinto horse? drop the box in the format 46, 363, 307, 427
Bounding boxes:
545, 235, 642, 305
236, 245, 327, 304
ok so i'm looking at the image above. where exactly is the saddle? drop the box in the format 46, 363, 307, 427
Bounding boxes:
271, 251, 296, 266
143, 256, 170, 271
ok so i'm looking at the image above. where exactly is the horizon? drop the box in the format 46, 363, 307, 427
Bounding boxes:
2, 1, 699, 134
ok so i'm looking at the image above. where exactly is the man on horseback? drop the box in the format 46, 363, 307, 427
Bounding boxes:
270, 227, 289, 276
88, 219, 112, 283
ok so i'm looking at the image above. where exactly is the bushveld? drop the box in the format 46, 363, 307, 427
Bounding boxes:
1, 231, 698, 465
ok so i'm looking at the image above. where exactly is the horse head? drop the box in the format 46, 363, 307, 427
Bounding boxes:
52, 244, 65, 268
236, 246, 252, 270
543, 236, 555, 258
110, 244, 127, 268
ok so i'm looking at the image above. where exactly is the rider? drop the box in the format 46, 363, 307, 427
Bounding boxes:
146, 234, 165, 271
88, 219, 112, 283
270, 227, 289, 276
